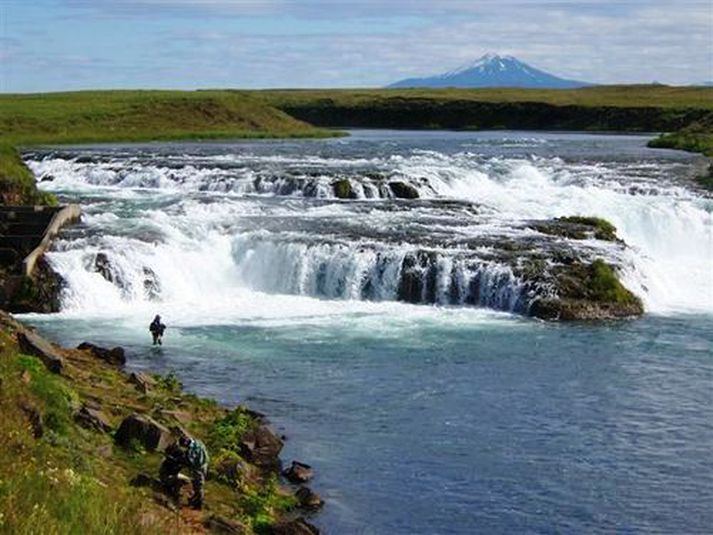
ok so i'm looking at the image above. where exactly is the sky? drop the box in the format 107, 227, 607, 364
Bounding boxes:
1, 0, 712, 92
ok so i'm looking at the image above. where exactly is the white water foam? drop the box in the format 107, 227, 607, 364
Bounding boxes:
28, 142, 713, 317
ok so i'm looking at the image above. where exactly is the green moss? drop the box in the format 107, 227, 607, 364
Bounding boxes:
333, 179, 354, 199
558, 216, 618, 241
587, 259, 640, 304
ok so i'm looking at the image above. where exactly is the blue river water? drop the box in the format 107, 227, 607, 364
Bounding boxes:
22, 130, 713, 533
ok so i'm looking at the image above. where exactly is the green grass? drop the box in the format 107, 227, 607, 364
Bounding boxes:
0, 143, 56, 205
0, 90, 335, 146
258, 85, 713, 110
648, 128, 713, 157
587, 259, 641, 305
207, 407, 256, 454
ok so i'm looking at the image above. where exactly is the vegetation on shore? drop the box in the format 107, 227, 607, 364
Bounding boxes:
0, 144, 56, 205
0, 313, 306, 534
647, 121, 713, 190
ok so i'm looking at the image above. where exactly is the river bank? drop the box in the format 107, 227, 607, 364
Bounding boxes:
0, 310, 322, 534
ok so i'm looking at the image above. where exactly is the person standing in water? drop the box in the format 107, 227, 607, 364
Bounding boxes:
150, 314, 166, 345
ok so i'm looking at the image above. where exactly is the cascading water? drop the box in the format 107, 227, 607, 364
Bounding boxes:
26, 131, 713, 318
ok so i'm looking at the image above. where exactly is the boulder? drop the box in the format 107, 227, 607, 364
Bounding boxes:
283, 461, 313, 484
295, 487, 324, 509
270, 518, 320, 535
204, 514, 248, 534
240, 424, 284, 469
77, 342, 126, 366
129, 371, 157, 394
332, 179, 357, 199
388, 181, 419, 199
75, 405, 112, 433
17, 331, 65, 374
115, 414, 172, 452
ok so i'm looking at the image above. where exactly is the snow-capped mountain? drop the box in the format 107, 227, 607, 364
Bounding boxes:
388, 53, 591, 89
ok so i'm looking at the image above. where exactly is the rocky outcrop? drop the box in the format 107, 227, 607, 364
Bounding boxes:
16, 330, 65, 374
332, 179, 357, 199
129, 371, 157, 394
283, 461, 314, 484
75, 405, 112, 433
240, 424, 284, 469
294, 487, 323, 509
389, 181, 419, 199
77, 342, 126, 366
528, 259, 644, 320
115, 414, 172, 452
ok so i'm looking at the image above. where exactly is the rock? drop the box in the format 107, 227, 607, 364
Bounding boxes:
129, 371, 156, 394
20, 402, 43, 438
130, 472, 159, 488
332, 178, 357, 199
240, 424, 284, 469
77, 342, 126, 366
388, 181, 419, 199
204, 514, 248, 534
295, 487, 324, 509
214, 452, 255, 487
283, 461, 313, 484
40, 174, 55, 182
142, 267, 161, 300
94, 253, 114, 283
115, 414, 172, 452
270, 518, 320, 535
16, 331, 65, 374
75, 405, 112, 433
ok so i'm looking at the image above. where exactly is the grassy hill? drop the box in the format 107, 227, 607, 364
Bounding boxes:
0, 90, 333, 146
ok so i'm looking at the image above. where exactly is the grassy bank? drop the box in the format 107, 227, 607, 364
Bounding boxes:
0, 144, 56, 205
0, 313, 308, 534
259, 85, 713, 132
0, 90, 334, 146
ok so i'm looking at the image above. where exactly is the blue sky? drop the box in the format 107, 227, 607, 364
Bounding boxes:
1, 0, 711, 92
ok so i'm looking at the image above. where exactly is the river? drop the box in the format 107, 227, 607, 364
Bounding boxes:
22, 130, 713, 533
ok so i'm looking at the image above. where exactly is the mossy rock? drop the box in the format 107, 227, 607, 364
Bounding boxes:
388, 181, 419, 199
332, 178, 357, 199
534, 216, 618, 241
530, 259, 643, 320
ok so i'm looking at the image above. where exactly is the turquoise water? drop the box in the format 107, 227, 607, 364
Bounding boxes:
29, 311, 713, 533
23, 131, 713, 533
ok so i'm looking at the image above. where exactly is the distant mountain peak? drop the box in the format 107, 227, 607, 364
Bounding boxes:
388, 53, 591, 89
